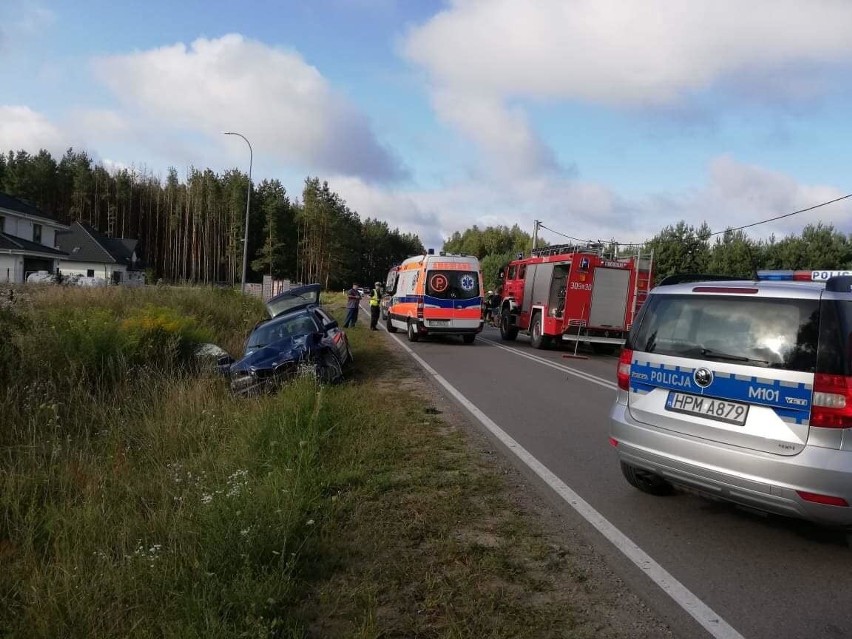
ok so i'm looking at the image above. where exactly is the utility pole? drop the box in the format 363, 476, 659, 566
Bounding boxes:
531, 219, 540, 252
223, 131, 252, 294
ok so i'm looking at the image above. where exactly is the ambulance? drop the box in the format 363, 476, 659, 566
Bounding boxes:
384, 251, 484, 343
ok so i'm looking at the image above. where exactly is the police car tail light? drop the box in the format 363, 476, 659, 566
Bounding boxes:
810, 373, 852, 429
617, 348, 632, 391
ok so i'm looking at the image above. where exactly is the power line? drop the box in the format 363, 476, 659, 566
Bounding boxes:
537, 191, 852, 247
536, 223, 591, 245
537, 223, 645, 248
706, 192, 852, 237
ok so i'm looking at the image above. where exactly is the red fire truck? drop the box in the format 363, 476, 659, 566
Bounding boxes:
497, 243, 653, 353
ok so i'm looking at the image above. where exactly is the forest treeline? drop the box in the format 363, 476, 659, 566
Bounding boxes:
4, 148, 849, 291
0, 148, 423, 289
443, 219, 852, 289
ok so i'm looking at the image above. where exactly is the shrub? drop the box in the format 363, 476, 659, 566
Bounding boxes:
120, 304, 214, 368
33, 307, 133, 386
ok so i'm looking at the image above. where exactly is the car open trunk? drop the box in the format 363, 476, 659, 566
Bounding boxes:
265, 283, 321, 318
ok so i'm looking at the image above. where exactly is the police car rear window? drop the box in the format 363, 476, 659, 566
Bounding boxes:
629, 295, 820, 372
816, 300, 852, 376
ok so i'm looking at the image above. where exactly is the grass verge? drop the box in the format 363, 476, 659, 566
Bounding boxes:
1, 286, 667, 638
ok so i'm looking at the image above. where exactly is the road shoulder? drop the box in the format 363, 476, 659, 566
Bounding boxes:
297, 329, 674, 637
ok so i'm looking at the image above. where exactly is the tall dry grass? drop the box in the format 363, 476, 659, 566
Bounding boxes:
0, 285, 357, 637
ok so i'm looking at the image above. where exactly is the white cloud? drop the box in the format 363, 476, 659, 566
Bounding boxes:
403, 0, 852, 176
430, 88, 561, 179
332, 172, 645, 251
0, 105, 135, 161
93, 34, 405, 182
15, 5, 55, 34
70, 109, 129, 139
0, 105, 66, 153
677, 155, 852, 237
406, 0, 852, 105
0, 2, 55, 56
332, 156, 852, 251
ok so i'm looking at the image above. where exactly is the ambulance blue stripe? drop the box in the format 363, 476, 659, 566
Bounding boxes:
393, 295, 482, 309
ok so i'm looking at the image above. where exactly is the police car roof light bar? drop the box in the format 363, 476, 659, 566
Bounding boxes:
756, 269, 852, 283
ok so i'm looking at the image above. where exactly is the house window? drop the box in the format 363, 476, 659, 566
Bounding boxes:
87, 269, 95, 277
33, 224, 42, 244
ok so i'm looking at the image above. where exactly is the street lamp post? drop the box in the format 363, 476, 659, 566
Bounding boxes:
223, 131, 253, 294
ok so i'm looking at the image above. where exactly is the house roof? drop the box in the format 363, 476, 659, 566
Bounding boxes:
0, 191, 63, 224
55, 222, 139, 267
0, 232, 68, 256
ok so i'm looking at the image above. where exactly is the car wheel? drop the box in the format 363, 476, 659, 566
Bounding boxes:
500, 312, 518, 341
315, 351, 343, 384
620, 462, 674, 496
407, 320, 419, 342
530, 313, 551, 349
386, 316, 398, 333
462, 334, 476, 344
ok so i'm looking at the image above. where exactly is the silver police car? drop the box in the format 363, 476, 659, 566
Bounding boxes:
610, 270, 852, 528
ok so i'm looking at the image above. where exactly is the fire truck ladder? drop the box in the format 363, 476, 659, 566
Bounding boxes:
563, 317, 589, 360
629, 247, 654, 328
530, 242, 604, 258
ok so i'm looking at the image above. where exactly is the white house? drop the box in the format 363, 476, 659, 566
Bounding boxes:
0, 192, 69, 283
55, 221, 143, 284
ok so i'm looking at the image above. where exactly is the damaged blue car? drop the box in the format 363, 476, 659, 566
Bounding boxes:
221, 284, 353, 396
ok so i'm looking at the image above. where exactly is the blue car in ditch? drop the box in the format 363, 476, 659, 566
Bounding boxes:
222, 284, 354, 396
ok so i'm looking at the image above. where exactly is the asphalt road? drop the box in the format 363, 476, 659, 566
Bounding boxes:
387, 323, 852, 639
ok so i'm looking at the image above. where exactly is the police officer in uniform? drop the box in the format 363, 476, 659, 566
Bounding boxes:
369, 282, 382, 330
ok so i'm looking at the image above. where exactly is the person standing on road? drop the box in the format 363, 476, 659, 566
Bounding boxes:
369, 282, 382, 330
489, 289, 502, 327
484, 290, 494, 325
343, 283, 361, 327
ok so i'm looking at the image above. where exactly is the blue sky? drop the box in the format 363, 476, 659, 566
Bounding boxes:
2, 0, 852, 250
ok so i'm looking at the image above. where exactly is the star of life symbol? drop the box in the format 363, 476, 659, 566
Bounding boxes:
460, 274, 476, 291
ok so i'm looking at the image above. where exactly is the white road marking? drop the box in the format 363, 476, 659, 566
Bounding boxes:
477, 335, 617, 389
378, 325, 745, 639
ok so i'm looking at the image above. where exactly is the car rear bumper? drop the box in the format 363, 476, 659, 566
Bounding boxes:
416, 319, 483, 335
388, 313, 483, 334
610, 402, 852, 527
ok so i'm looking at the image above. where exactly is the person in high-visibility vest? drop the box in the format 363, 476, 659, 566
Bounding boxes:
369, 281, 382, 330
